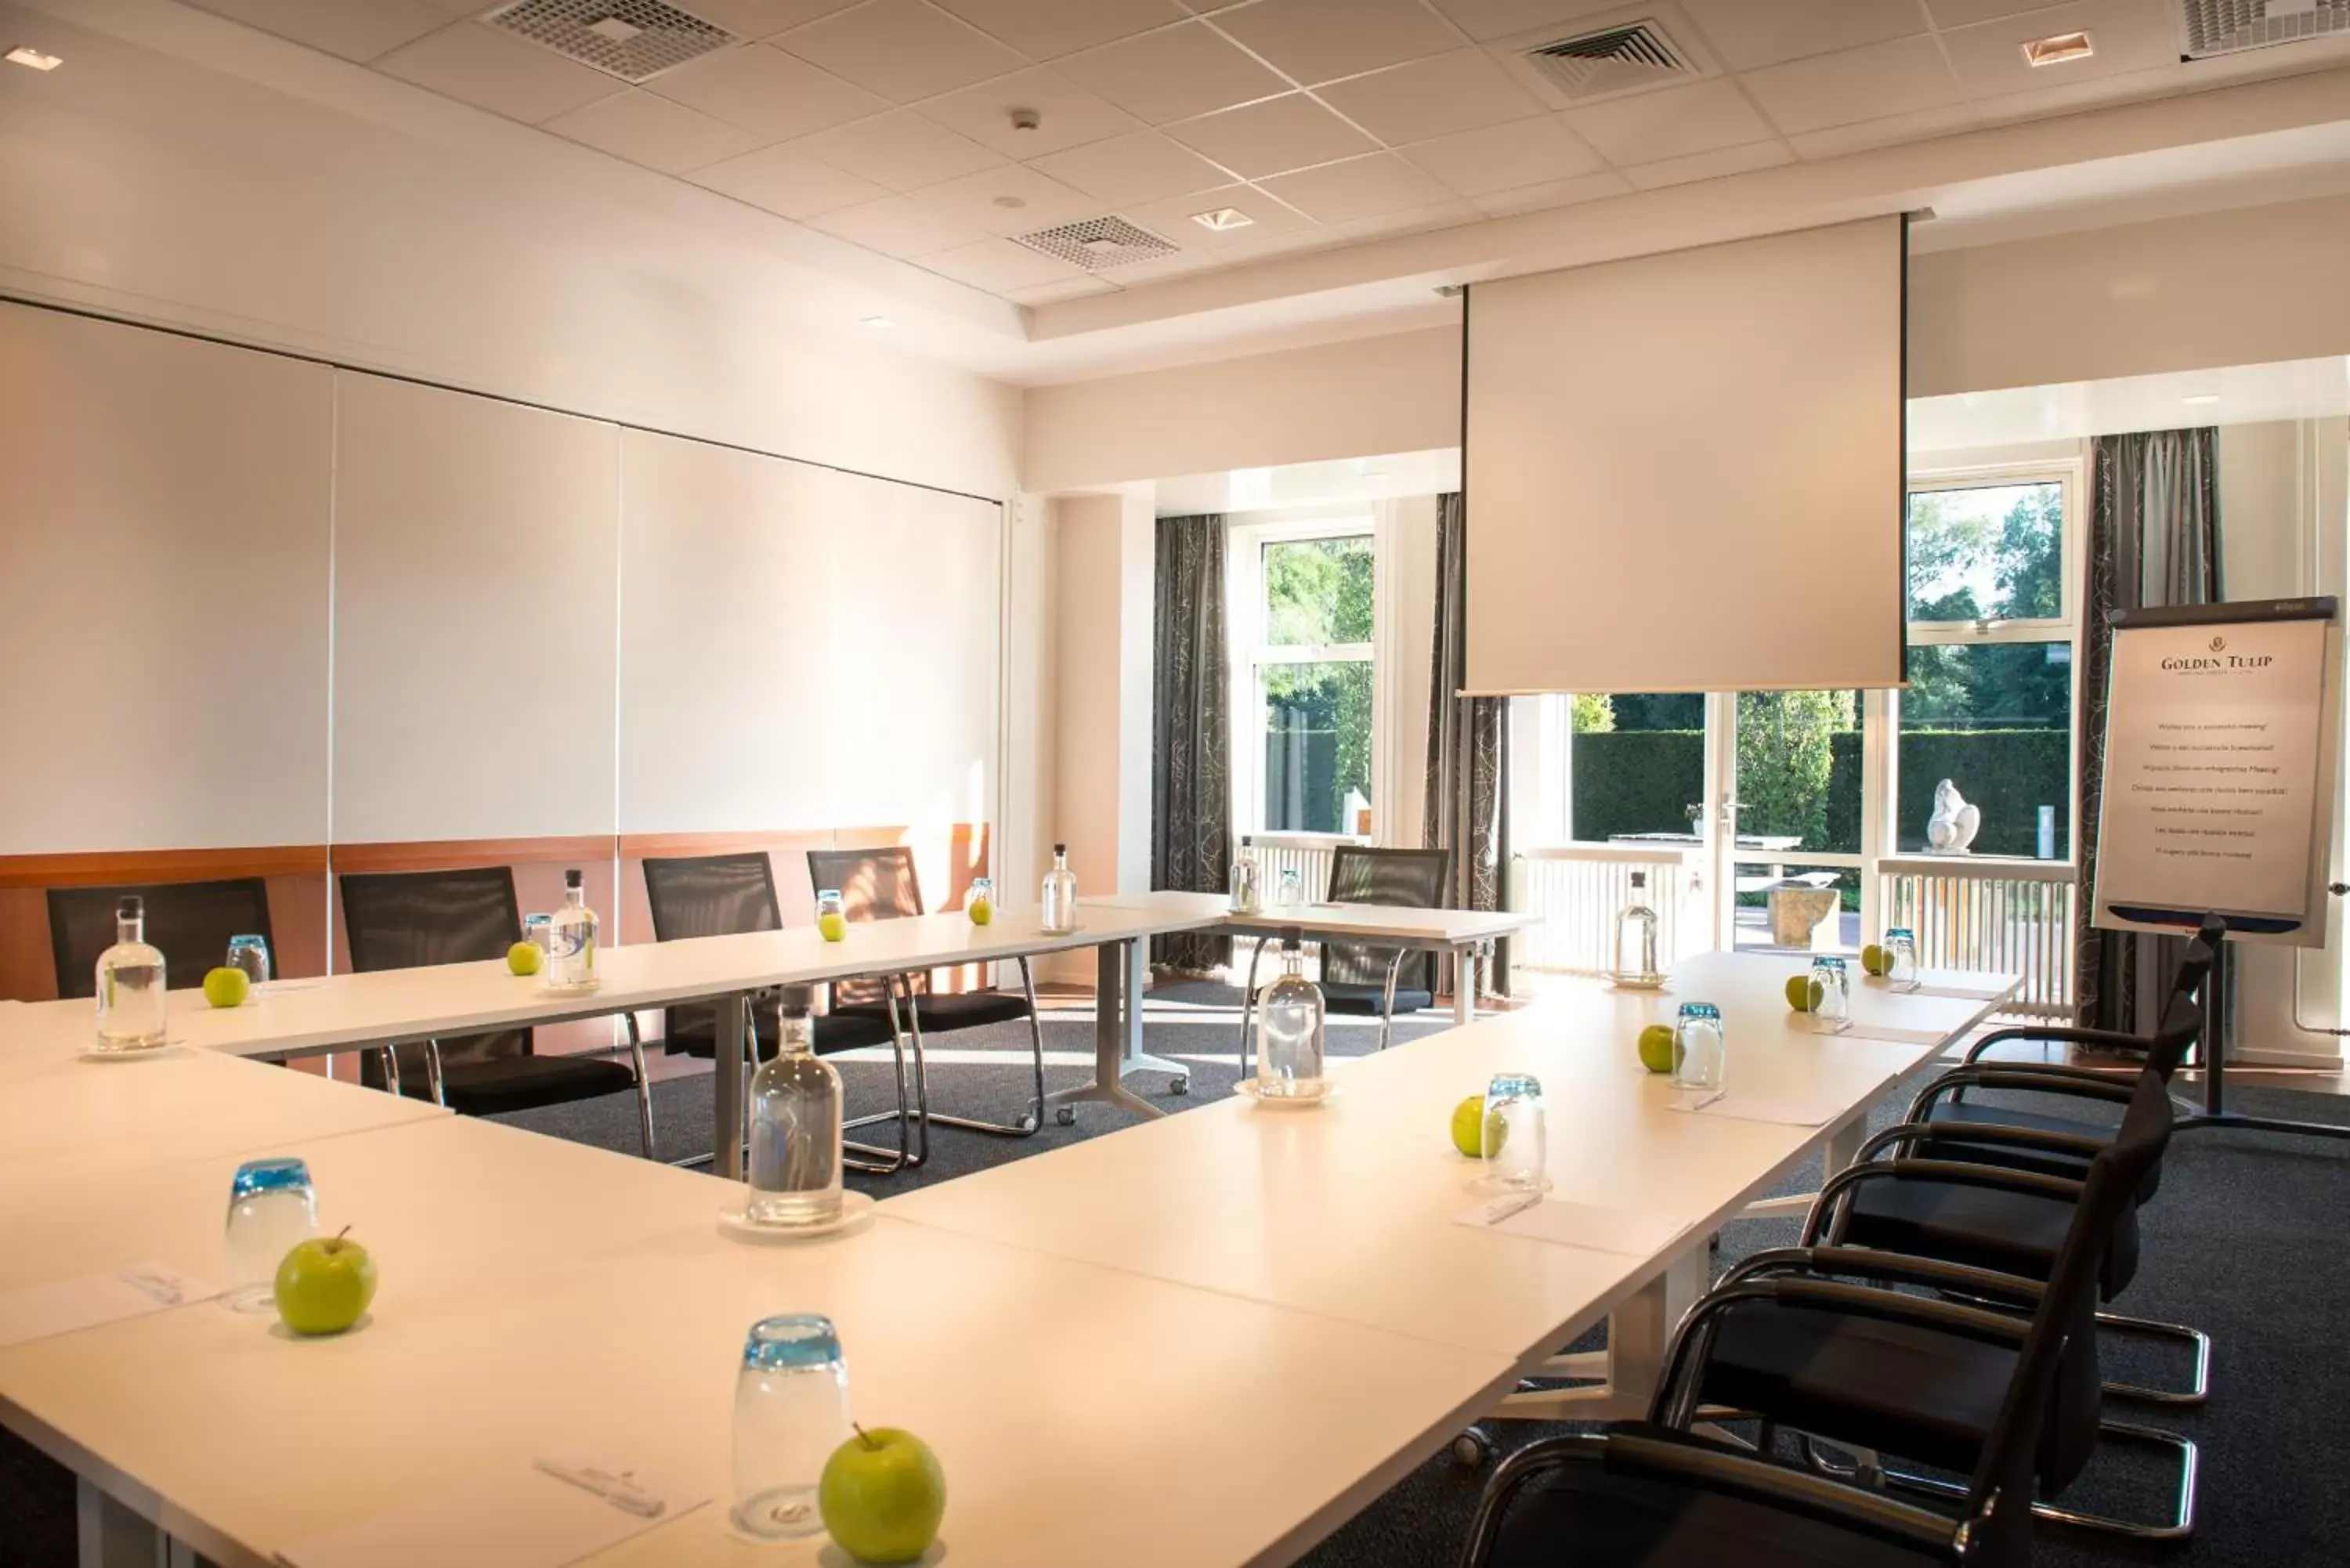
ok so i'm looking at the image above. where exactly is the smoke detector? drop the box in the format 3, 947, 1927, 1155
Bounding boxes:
483, 0, 734, 82
2178, 0, 2349, 57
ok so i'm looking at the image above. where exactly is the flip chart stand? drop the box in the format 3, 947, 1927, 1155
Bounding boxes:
2178, 924, 2350, 1142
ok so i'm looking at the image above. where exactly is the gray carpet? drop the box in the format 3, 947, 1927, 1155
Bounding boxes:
5, 988, 2347, 1566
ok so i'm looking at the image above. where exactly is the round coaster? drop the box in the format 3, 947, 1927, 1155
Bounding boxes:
718, 1189, 877, 1242
1232, 1078, 1340, 1109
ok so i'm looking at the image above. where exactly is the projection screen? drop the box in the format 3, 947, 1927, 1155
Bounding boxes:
1462, 215, 1907, 695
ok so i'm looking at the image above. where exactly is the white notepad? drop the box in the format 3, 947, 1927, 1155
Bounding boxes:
0, 1265, 216, 1349
276, 1457, 701, 1568
1455, 1198, 1692, 1257
1669, 1090, 1839, 1127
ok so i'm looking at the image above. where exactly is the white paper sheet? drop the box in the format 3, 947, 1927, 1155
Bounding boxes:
1670, 1092, 1841, 1127
0, 1265, 216, 1349
1864, 972, 2013, 1002
1454, 1198, 1693, 1257
276, 1458, 701, 1568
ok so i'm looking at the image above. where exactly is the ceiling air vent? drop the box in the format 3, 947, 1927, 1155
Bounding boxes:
2178, 0, 2348, 57
1015, 215, 1178, 272
1521, 19, 1695, 101
484, 0, 735, 83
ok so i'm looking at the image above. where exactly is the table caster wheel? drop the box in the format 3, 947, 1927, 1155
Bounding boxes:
1170, 1075, 1189, 1096
1054, 1106, 1076, 1127
1452, 1428, 1496, 1469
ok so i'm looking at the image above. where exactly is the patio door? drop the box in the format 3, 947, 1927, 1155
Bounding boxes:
1712, 688, 1878, 954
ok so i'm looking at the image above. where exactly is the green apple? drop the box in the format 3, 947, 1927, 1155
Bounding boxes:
820, 1425, 945, 1566
1785, 974, 1819, 1012
819, 912, 848, 943
1860, 943, 1890, 977
273, 1227, 378, 1335
202, 966, 251, 1008
967, 896, 993, 927
506, 941, 543, 977
1450, 1093, 1506, 1158
1637, 1024, 1676, 1075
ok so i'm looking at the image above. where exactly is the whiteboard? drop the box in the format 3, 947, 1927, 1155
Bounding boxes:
2092, 601, 2341, 945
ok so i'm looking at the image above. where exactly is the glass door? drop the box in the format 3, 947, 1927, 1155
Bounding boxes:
1716, 688, 1871, 954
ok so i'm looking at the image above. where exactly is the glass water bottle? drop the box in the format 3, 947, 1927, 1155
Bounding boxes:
1256, 930, 1327, 1100
94, 896, 168, 1051
1611, 871, 1661, 986
746, 995, 844, 1228
1230, 835, 1264, 915
544, 869, 600, 993
1040, 842, 1079, 934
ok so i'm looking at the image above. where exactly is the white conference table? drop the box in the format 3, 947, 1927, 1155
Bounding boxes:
887, 961, 2008, 1430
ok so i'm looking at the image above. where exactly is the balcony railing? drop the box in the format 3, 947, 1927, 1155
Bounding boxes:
1509, 843, 1707, 977
1875, 854, 2077, 1020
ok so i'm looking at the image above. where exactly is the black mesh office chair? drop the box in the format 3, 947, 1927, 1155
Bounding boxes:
805, 846, 1045, 1145
1238, 845, 1452, 1070
48, 878, 275, 998
338, 866, 654, 1157
1461, 1060, 2176, 1568
639, 852, 913, 1173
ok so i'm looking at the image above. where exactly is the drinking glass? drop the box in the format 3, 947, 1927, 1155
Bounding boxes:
1479, 1072, 1548, 1191
226, 934, 271, 987
1808, 956, 1851, 1034
1884, 927, 1920, 991
522, 912, 552, 953
222, 1157, 319, 1313
731, 1315, 850, 1541
1672, 1003, 1726, 1093
967, 876, 994, 924
1276, 867, 1303, 908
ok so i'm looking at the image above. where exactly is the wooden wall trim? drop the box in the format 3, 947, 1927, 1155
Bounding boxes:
328, 836, 617, 874
619, 829, 841, 860
0, 845, 331, 889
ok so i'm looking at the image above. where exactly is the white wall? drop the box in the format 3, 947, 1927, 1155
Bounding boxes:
0, 305, 333, 854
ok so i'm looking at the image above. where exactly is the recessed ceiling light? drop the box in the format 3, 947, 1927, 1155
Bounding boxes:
1191, 207, 1253, 233
2020, 30, 2094, 67
2182, 392, 2221, 406
861, 316, 894, 329
6, 45, 62, 70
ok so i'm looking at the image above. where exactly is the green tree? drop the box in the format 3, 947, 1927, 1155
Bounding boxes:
1737, 689, 1856, 848
1260, 537, 1375, 831
1571, 692, 1616, 733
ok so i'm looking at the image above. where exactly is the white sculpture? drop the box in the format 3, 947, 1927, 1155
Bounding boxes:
1926, 779, 1982, 854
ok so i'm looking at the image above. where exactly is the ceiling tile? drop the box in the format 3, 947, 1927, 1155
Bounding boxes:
1940, 0, 2183, 100
1057, 20, 1290, 124
931, 0, 1189, 60
1122, 182, 1317, 248
682, 0, 867, 36
1678, 0, 1928, 70
1209, 0, 1466, 86
1005, 275, 1121, 304
184, 0, 453, 62
919, 236, 1092, 290
914, 67, 1145, 157
1468, 168, 1631, 214
1330, 197, 1484, 240
545, 89, 761, 172
1785, 102, 1981, 158
1559, 78, 1777, 164
1315, 49, 1547, 145
793, 109, 1007, 188
1027, 130, 1233, 204
808, 193, 993, 255
1741, 34, 1965, 135
912, 163, 1104, 233
649, 44, 887, 141
1163, 92, 1378, 179
375, 22, 623, 124
1399, 114, 1604, 196
776, 0, 1029, 103
1258, 151, 1458, 222
1620, 138, 1794, 189
687, 143, 891, 216
1421, 0, 1637, 42
1922, 0, 2063, 23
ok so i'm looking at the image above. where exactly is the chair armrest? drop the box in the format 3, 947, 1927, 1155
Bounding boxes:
1909, 1063, 2138, 1121
1965, 1022, 2148, 1064
1459, 1431, 1969, 1568
1719, 1245, 2045, 1310
1804, 1156, 2084, 1245
1856, 1117, 2109, 1165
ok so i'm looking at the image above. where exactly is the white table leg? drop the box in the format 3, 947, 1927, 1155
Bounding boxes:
78, 1476, 164, 1568
1453, 942, 1477, 1028
713, 991, 746, 1181
1121, 939, 1187, 1083
1045, 941, 1170, 1123
1489, 1245, 1708, 1423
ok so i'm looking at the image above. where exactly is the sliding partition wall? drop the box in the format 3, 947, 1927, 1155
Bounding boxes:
0, 301, 1003, 1004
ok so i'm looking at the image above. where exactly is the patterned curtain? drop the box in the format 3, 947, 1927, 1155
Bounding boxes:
1151, 514, 1231, 973
2077, 429, 2221, 1031
1423, 493, 1510, 995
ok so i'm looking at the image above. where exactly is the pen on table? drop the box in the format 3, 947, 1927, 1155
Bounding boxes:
1480, 1191, 1545, 1226
533, 1458, 666, 1518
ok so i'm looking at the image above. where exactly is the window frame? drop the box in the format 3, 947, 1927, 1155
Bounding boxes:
1226, 511, 1380, 843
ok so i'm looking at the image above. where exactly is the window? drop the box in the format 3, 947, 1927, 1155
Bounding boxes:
1234, 526, 1377, 836
1901, 472, 2079, 861
1567, 692, 1705, 843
